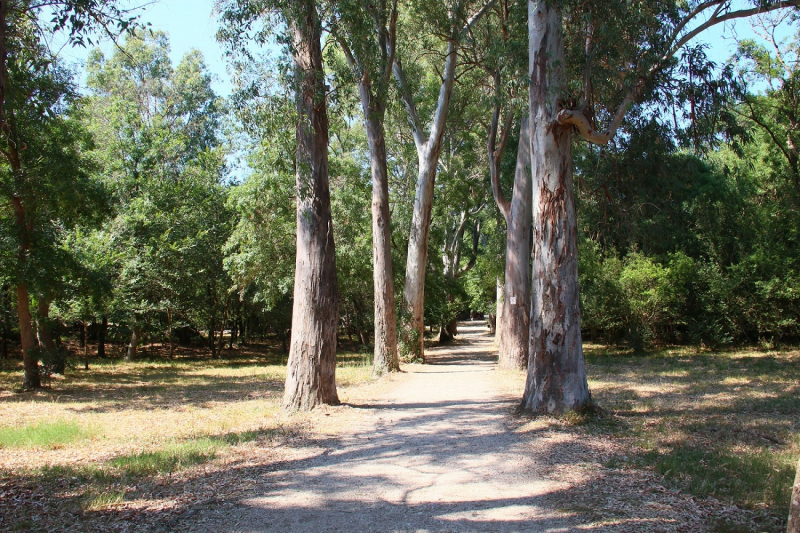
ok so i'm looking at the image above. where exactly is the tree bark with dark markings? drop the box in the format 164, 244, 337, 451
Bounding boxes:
97, 316, 107, 358
282, 0, 339, 411
523, 2, 590, 414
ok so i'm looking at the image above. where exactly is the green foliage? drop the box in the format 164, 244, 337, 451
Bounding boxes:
76, 30, 232, 350
579, 245, 693, 348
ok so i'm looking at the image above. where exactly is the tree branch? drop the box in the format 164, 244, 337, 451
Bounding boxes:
427, 39, 458, 150
558, 83, 640, 145
569, 0, 800, 146
460, 0, 498, 38
488, 94, 513, 220
664, 1, 800, 65
392, 57, 426, 150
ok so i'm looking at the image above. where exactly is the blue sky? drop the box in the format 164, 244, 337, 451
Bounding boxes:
57, 0, 794, 99
59, 0, 235, 96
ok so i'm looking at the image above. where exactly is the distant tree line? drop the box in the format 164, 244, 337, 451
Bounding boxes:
0, 1, 798, 417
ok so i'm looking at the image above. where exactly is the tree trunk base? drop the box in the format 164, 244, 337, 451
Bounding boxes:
788, 458, 800, 533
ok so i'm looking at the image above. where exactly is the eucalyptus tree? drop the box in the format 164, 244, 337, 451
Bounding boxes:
432, 88, 488, 341
392, 0, 496, 361
469, 0, 530, 369
524, 0, 800, 414
219, 0, 340, 410
327, 0, 400, 375
0, 0, 142, 135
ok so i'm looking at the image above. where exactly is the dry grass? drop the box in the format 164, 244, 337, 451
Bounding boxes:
0, 341, 374, 532
493, 344, 799, 531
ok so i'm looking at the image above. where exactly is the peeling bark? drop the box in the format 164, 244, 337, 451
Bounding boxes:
497, 117, 532, 370
282, 0, 339, 411
523, 1, 590, 414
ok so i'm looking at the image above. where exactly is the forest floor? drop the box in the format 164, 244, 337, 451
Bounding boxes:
0, 323, 797, 532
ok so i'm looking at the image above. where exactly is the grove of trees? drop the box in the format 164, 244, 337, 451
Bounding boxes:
1, 0, 799, 427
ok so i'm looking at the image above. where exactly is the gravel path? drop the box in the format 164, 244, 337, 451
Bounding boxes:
191, 322, 580, 532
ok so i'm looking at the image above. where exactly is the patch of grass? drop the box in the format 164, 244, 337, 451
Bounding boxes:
645, 444, 797, 510
585, 346, 800, 525
108, 438, 219, 476
0, 421, 93, 449
336, 356, 374, 387
82, 489, 126, 511
216, 427, 278, 445
37, 463, 109, 482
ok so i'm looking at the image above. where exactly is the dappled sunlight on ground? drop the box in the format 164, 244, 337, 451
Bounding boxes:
0, 331, 796, 531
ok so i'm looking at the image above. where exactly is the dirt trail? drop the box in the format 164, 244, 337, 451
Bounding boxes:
191, 322, 579, 532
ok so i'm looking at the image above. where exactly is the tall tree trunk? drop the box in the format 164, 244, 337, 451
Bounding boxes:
83, 321, 89, 370
11, 191, 39, 388
208, 315, 217, 358
0, 285, 9, 359
217, 311, 227, 356
125, 326, 140, 362
498, 118, 532, 370
97, 316, 107, 358
789, 458, 800, 533
360, 89, 399, 376
167, 308, 174, 358
281, 0, 339, 411
522, 2, 590, 414
394, 39, 459, 363
17, 283, 39, 389
399, 151, 439, 361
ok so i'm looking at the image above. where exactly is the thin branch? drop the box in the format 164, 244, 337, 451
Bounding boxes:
664, 1, 800, 65
488, 70, 512, 220
427, 39, 458, 151
460, 0, 498, 38
567, 1, 800, 146
736, 100, 795, 170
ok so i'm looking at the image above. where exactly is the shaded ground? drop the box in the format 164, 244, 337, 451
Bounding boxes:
185, 322, 576, 532
1, 324, 796, 532
167, 323, 731, 533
